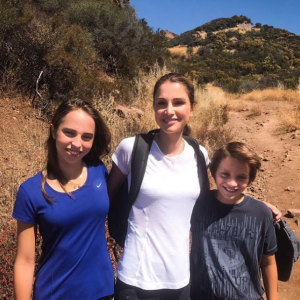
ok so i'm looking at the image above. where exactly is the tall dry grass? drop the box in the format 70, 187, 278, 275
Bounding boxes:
241, 88, 300, 104
191, 85, 232, 154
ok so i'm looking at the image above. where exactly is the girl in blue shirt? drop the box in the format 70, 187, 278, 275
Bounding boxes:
13, 99, 114, 300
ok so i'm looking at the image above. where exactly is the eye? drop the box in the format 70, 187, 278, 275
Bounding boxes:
155, 99, 167, 106
82, 134, 94, 141
62, 129, 76, 137
173, 99, 186, 106
237, 175, 249, 182
220, 172, 229, 178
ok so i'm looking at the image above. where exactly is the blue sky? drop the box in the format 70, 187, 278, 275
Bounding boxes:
130, 0, 300, 36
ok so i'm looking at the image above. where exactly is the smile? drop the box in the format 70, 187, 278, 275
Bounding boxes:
223, 186, 238, 193
163, 118, 178, 124
67, 149, 81, 156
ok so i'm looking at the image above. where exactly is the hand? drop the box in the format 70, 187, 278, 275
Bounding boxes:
263, 201, 282, 223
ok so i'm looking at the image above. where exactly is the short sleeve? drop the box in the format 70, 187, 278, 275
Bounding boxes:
12, 185, 37, 224
199, 145, 210, 167
112, 137, 135, 175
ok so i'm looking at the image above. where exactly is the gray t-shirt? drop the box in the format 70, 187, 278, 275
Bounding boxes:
190, 190, 277, 300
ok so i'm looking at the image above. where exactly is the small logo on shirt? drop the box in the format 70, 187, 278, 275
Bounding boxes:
96, 182, 102, 188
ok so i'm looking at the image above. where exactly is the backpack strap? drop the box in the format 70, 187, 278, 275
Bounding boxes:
183, 135, 209, 192
127, 132, 156, 207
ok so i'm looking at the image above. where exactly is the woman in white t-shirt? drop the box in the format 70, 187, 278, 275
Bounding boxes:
108, 73, 208, 300
107, 73, 281, 300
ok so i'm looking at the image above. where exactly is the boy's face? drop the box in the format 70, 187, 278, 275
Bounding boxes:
215, 156, 250, 204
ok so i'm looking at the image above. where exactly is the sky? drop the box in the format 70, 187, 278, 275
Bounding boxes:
130, 0, 300, 36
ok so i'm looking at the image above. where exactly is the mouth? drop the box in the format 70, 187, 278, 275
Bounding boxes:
163, 118, 178, 125
223, 186, 239, 193
67, 149, 82, 156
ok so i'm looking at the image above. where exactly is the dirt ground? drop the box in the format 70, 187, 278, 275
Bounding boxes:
225, 99, 300, 300
1, 96, 300, 299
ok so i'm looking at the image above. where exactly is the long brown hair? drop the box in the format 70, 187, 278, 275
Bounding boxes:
153, 72, 195, 136
42, 98, 111, 202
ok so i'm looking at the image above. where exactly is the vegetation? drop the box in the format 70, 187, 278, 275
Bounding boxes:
0, 0, 169, 104
1, 7, 300, 298
167, 16, 300, 93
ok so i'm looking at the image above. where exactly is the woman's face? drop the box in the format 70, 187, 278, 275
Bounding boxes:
153, 81, 193, 135
52, 109, 95, 167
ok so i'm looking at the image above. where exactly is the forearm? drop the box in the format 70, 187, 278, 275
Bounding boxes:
14, 261, 35, 300
261, 256, 278, 300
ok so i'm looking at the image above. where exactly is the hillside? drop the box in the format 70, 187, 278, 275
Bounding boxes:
1, 90, 300, 299
167, 15, 300, 93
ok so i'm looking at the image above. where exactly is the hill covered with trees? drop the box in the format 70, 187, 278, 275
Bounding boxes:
1, 3, 299, 104
168, 15, 300, 92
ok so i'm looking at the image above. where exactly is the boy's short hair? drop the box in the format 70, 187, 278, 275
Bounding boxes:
210, 142, 261, 185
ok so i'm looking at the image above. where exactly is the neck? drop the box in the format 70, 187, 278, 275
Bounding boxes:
58, 160, 85, 181
155, 131, 184, 157
215, 191, 245, 205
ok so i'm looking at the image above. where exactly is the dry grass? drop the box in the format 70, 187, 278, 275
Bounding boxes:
229, 101, 248, 112
169, 45, 201, 56
191, 85, 233, 154
276, 108, 300, 133
241, 88, 300, 104
247, 104, 262, 118
168, 46, 188, 55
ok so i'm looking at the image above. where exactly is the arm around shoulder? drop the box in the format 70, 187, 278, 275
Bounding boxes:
261, 201, 282, 222
107, 162, 127, 200
261, 254, 278, 300
14, 221, 36, 300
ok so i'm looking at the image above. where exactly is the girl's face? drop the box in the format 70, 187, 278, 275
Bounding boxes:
52, 109, 95, 167
153, 81, 193, 136
215, 156, 250, 204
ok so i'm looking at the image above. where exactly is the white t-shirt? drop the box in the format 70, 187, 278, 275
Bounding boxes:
112, 136, 210, 290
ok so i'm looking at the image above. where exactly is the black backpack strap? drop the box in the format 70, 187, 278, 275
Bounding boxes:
127, 132, 156, 208
187, 136, 210, 281
183, 136, 209, 192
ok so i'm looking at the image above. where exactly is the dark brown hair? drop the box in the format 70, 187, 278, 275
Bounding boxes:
42, 98, 111, 202
153, 73, 195, 136
210, 142, 261, 185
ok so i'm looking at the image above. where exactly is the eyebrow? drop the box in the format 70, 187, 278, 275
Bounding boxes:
62, 128, 94, 135
156, 97, 187, 101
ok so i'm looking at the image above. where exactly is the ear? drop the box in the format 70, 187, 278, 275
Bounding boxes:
50, 124, 56, 139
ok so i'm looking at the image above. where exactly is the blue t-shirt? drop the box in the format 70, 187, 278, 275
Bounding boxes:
190, 190, 277, 300
13, 160, 114, 300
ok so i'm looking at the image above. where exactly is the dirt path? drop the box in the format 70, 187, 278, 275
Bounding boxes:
225, 100, 300, 300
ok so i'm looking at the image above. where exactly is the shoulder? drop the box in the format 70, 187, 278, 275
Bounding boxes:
244, 195, 273, 218
115, 136, 136, 154
87, 159, 107, 174
198, 144, 210, 167
19, 172, 43, 191
184, 137, 210, 167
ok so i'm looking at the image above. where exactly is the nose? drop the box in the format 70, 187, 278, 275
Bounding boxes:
227, 178, 238, 187
71, 135, 82, 149
165, 103, 175, 115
